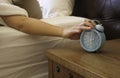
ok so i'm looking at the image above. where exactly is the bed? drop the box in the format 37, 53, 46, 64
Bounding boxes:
0, 16, 85, 78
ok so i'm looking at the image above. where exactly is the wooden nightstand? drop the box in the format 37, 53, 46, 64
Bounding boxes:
45, 39, 120, 78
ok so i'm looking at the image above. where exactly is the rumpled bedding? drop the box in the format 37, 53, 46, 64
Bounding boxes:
0, 26, 75, 78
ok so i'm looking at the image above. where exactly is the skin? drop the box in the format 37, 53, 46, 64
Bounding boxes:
1, 15, 94, 40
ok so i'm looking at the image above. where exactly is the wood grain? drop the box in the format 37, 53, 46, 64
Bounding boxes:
45, 39, 120, 78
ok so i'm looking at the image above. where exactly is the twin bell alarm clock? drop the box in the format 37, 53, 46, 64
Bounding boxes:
80, 20, 106, 52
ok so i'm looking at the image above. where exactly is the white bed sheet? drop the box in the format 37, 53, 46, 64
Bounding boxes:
0, 26, 66, 78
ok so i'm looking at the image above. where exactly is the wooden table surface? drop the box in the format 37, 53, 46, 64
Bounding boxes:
45, 39, 120, 78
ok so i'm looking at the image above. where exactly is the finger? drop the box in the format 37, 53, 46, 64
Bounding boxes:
90, 20, 96, 26
78, 22, 93, 29
72, 26, 92, 32
72, 24, 92, 31
84, 19, 95, 27
84, 19, 90, 22
79, 26, 92, 30
83, 22, 94, 28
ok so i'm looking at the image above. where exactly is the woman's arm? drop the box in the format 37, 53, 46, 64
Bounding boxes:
2, 15, 94, 40
2, 15, 63, 37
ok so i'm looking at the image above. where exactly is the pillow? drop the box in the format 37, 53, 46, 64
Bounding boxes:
37, 0, 74, 18
13, 0, 42, 19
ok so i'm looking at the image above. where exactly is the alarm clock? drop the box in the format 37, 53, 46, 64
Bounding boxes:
80, 24, 106, 52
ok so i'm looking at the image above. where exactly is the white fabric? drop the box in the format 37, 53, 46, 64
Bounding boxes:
0, 27, 62, 78
0, 16, 84, 78
37, 0, 74, 18
41, 16, 85, 28
0, 0, 28, 25
0, 0, 28, 16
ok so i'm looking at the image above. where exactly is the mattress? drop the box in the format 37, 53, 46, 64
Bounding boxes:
0, 16, 84, 78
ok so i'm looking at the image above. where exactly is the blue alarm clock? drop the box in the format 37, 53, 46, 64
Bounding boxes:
80, 24, 106, 52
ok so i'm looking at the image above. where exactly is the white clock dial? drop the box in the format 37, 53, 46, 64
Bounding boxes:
80, 28, 105, 52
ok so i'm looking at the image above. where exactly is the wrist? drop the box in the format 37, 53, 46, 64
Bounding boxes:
62, 28, 70, 39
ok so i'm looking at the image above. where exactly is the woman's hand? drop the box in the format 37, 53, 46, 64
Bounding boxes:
62, 20, 95, 40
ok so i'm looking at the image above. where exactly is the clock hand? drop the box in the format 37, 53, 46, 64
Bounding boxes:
90, 32, 95, 49
91, 32, 93, 48
89, 32, 92, 49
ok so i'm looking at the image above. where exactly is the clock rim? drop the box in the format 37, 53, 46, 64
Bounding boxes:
80, 29, 104, 52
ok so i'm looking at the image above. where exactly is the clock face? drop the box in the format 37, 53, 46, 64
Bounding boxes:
80, 29, 104, 52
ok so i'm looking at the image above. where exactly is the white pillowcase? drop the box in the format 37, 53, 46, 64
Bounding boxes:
37, 0, 74, 18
